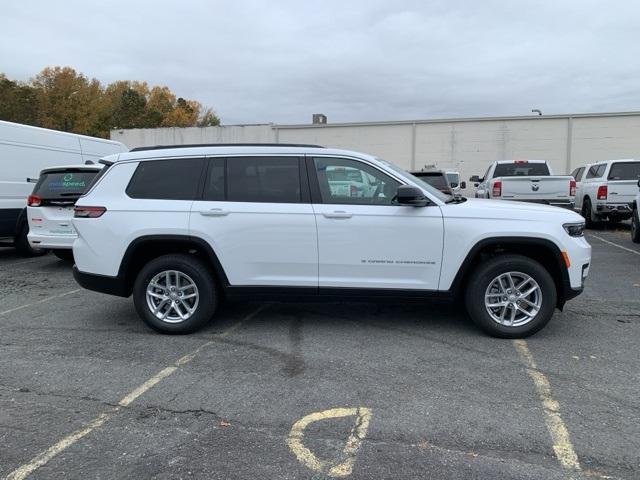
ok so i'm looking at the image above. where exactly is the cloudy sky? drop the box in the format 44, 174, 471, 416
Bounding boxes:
2, 0, 639, 124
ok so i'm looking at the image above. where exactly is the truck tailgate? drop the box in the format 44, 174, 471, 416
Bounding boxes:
606, 180, 638, 204
500, 176, 572, 200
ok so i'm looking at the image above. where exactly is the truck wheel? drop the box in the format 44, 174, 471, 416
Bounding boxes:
632, 208, 640, 244
133, 254, 218, 334
13, 220, 47, 257
465, 255, 557, 338
581, 198, 599, 228
52, 250, 74, 262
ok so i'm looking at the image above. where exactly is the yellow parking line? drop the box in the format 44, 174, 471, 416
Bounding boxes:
287, 407, 372, 477
4, 305, 265, 480
0, 289, 82, 317
513, 339, 581, 476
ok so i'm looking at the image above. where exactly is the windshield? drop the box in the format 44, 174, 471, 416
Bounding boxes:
376, 159, 451, 202
494, 162, 550, 177
32, 169, 100, 199
608, 162, 640, 180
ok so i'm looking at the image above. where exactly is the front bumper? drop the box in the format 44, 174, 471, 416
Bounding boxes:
503, 199, 575, 209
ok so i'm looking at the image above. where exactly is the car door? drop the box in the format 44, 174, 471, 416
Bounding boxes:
309, 156, 444, 291
571, 166, 586, 209
189, 156, 318, 287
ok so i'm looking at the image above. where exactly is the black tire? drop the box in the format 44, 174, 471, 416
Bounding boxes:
133, 254, 218, 334
13, 220, 47, 257
581, 198, 599, 229
52, 249, 74, 262
464, 254, 557, 338
632, 208, 640, 244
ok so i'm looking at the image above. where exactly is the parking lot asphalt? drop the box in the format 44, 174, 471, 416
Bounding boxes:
0, 224, 638, 480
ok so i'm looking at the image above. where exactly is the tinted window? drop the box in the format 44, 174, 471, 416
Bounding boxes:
608, 162, 640, 180
126, 158, 205, 200
203, 158, 225, 201
493, 162, 550, 177
586, 164, 606, 179
314, 157, 400, 205
33, 169, 100, 199
227, 157, 301, 203
414, 172, 448, 188
570, 167, 584, 180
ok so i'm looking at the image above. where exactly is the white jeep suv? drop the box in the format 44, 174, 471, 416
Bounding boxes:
72, 144, 591, 338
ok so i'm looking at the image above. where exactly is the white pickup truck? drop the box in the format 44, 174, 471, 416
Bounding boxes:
470, 160, 575, 208
572, 159, 640, 227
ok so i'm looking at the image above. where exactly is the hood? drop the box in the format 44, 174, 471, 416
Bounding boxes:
442, 197, 584, 223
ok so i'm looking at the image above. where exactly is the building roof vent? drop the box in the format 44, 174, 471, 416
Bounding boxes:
312, 113, 327, 125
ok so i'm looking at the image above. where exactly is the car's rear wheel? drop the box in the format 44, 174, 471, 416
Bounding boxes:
581, 198, 599, 228
465, 255, 557, 338
133, 254, 218, 334
632, 208, 640, 244
52, 249, 74, 262
14, 220, 47, 257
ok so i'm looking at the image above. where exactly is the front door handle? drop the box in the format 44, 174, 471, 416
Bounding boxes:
323, 211, 352, 219
199, 208, 229, 217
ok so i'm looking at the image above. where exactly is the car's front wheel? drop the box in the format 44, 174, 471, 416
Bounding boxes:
465, 255, 557, 338
133, 254, 218, 334
632, 207, 640, 244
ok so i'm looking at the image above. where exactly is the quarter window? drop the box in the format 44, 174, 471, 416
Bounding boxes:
126, 158, 205, 200
313, 157, 400, 205
227, 157, 301, 203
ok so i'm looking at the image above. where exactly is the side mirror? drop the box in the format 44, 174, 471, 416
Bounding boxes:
460, 181, 467, 189
396, 185, 429, 207
637, 177, 640, 188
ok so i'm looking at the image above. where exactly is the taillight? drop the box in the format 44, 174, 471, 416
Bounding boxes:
74, 206, 106, 218
492, 180, 502, 197
569, 179, 576, 197
597, 185, 607, 200
27, 195, 42, 207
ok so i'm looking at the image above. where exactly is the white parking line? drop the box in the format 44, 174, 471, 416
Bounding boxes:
4, 305, 265, 480
588, 233, 640, 256
0, 289, 82, 317
513, 340, 582, 477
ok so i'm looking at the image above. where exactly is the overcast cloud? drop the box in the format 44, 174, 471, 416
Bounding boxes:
1, 0, 639, 124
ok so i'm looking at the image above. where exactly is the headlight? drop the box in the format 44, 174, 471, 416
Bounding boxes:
563, 222, 585, 237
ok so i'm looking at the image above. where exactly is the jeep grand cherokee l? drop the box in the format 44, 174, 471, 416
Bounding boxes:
72, 144, 591, 338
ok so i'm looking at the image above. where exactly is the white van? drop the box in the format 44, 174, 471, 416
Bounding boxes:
0, 120, 127, 256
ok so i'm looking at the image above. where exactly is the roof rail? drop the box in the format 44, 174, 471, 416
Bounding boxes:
129, 143, 325, 152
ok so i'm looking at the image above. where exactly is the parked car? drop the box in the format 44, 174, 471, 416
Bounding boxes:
0, 120, 127, 256
27, 164, 103, 261
572, 159, 640, 227
72, 144, 591, 338
410, 170, 454, 195
444, 171, 465, 195
632, 179, 640, 244
470, 160, 575, 208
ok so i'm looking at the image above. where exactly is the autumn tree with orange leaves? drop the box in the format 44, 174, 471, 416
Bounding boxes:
0, 66, 220, 138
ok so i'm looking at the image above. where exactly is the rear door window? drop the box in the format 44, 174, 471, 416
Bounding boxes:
586, 164, 605, 179
607, 162, 640, 180
227, 157, 302, 203
33, 169, 100, 200
126, 158, 205, 200
493, 162, 550, 177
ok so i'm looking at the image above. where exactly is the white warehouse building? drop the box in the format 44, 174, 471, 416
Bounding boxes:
111, 111, 640, 182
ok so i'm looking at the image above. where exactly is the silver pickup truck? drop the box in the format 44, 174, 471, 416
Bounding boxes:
470, 160, 575, 208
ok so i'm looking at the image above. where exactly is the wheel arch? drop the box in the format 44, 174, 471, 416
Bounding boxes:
449, 237, 571, 309
118, 235, 229, 296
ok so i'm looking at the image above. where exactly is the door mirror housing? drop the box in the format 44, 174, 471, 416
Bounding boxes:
460, 181, 467, 189
469, 175, 481, 183
396, 185, 429, 207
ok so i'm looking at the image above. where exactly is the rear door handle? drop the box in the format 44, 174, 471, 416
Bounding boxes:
199, 208, 229, 217
323, 211, 352, 219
